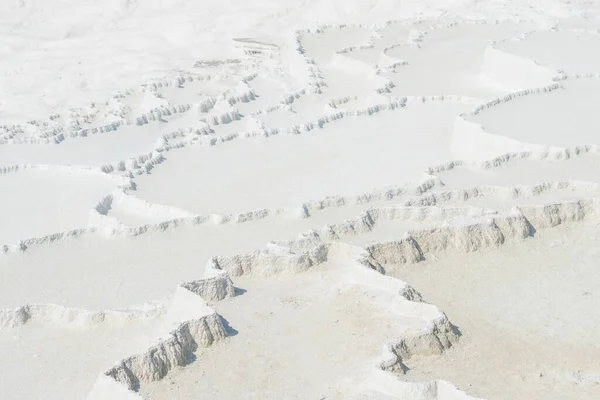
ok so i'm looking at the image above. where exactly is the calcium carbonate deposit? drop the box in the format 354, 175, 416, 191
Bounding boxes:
1, 1, 600, 399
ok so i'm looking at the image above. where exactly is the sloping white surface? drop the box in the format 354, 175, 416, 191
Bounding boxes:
1, 1, 600, 400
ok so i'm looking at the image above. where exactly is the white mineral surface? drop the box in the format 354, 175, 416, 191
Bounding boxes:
1, 1, 599, 399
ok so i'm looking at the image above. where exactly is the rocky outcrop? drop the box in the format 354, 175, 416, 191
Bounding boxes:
103, 313, 226, 391
0, 302, 163, 330
366, 236, 423, 265
181, 267, 235, 302
210, 243, 328, 277
379, 315, 459, 373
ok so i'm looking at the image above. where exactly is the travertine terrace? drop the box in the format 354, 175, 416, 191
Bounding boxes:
1, 1, 599, 400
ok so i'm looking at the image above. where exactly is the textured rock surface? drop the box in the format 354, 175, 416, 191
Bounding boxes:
2, 4, 600, 400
